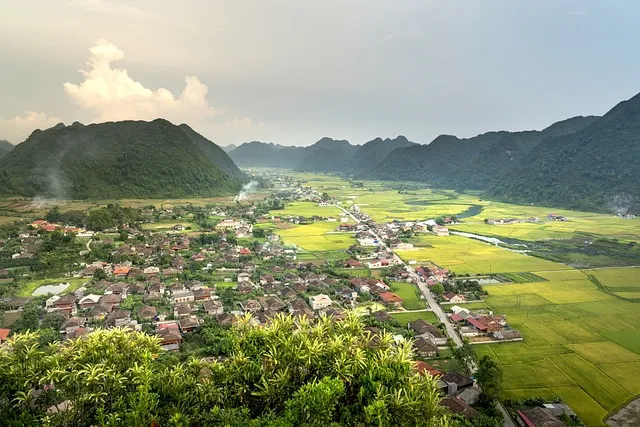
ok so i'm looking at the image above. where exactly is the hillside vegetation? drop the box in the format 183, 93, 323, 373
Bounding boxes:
0, 119, 243, 199
0, 314, 457, 427
489, 92, 640, 213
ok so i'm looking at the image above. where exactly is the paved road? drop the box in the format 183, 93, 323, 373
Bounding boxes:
496, 401, 517, 427
334, 204, 465, 349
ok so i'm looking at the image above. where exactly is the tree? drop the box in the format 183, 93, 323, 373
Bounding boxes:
475, 355, 503, 401
453, 343, 476, 374
0, 314, 456, 426
321, 192, 330, 201
46, 206, 62, 223
93, 268, 108, 281
431, 283, 445, 295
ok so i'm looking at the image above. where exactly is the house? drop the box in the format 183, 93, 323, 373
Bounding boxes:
442, 292, 466, 304
517, 407, 565, 427
113, 266, 131, 278
309, 294, 332, 310
441, 397, 478, 420
366, 259, 386, 269
492, 330, 523, 341
237, 282, 255, 294
415, 361, 442, 377
173, 224, 186, 231
357, 236, 378, 246
391, 242, 414, 249
216, 219, 240, 230
371, 310, 394, 324
432, 225, 449, 236
106, 309, 132, 328
46, 294, 77, 314
106, 282, 128, 297
143, 266, 160, 276
171, 290, 195, 304
343, 259, 363, 268
440, 371, 474, 395
202, 299, 224, 316
408, 319, 447, 345
193, 287, 213, 301
157, 323, 182, 351
413, 337, 438, 358
59, 317, 87, 335
239, 299, 262, 313
78, 294, 101, 310
179, 316, 201, 333
191, 253, 206, 262
137, 305, 157, 321
377, 292, 403, 308
458, 388, 481, 406
260, 296, 287, 312
237, 272, 251, 283
0, 328, 11, 344
318, 202, 330, 207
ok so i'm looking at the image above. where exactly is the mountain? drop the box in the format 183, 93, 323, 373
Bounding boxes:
440, 116, 598, 190
222, 144, 237, 153
295, 137, 359, 172
489, 93, 640, 213
228, 141, 307, 168
0, 140, 14, 159
228, 138, 358, 171
178, 124, 244, 180
363, 131, 510, 182
348, 136, 416, 174
0, 119, 243, 199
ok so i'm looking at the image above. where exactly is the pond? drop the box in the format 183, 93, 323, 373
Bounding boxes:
32, 282, 70, 296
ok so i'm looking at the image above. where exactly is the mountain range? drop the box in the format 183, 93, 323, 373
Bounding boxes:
0, 119, 243, 199
1, 91, 639, 212
0, 140, 14, 159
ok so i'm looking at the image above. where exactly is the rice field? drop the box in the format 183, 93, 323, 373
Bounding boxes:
277, 222, 356, 252
395, 234, 570, 275
279, 173, 640, 425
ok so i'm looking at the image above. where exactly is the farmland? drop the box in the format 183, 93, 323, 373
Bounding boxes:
271, 173, 640, 425
395, 234, 570, 275
389, 281, 425, 310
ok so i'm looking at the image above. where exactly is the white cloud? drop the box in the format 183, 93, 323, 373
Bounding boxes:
63, 39, 223, 124
0, 111, 62, 143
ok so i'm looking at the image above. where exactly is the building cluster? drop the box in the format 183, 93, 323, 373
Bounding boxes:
449, 305, 522, 343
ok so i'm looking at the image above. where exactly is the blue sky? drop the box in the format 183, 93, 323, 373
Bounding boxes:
1, 0, 639, 145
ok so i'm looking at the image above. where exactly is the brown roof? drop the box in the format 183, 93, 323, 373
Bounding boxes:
518, 408, 565, 427
441, 396, 478, 419
409, 319, 444, 338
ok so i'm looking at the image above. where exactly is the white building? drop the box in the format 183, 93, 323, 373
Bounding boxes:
309, 294, 332, 310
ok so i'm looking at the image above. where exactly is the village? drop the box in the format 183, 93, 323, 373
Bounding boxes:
0, 174, 578, 426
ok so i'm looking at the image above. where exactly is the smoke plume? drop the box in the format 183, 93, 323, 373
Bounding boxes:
234, 181, 259, 201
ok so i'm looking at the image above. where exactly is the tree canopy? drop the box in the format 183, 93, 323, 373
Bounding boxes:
0, 313, 460, 426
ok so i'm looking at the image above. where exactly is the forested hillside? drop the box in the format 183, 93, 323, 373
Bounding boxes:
0, 139, 13, 159
0, 119, 243, 199
489, 92, 640, 213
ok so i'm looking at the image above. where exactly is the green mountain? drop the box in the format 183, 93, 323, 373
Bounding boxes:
228, 141, 307, 168
228, 138, 358, 171
363, 131, 510, 182
222, 143, 237, 153
440, 116, 598, 190
295, 137, 359, 172
178, 124, 244, 180
0, 140, 14, 159
348, 135, 416, 174
0, 119, 243, 199
489, 92, 640, 213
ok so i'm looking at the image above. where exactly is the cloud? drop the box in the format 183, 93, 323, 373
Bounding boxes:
63, 39, 223, 124
0, 111, 62, 143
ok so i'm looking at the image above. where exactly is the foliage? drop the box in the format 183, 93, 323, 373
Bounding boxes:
475, 356, 503, 402
0, 314, 456, 426
0, 119, 242, 199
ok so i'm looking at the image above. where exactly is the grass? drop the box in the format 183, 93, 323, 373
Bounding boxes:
389, 282, 425, 310
391, 311, 439, 325
353, 302, 386, 315
273, 201, 342, 218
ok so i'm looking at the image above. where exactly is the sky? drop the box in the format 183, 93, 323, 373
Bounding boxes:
1, 0, 639, 146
